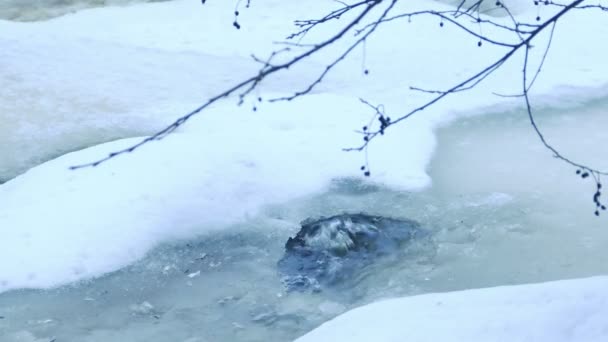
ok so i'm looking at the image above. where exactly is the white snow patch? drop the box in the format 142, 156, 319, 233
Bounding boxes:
296, 276, 608, 342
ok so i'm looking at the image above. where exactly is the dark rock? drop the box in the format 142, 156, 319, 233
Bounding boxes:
278, 213, 430, 291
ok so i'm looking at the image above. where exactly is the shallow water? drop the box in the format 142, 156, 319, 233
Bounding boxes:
1, 97, 607, 342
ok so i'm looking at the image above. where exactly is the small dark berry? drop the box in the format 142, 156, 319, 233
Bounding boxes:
595, 210, 600, 216
536, 16, 541, 21
364, 171, 371, 177
235, 11, 239, 16
582, 172, 589, 179
576, 169, 581, 174
233, 21, 241, 29
364, 69, 369, 75
363, 126, 368, 131
477, 41, 482, 47
253, 106, 257, 112
439, 22, 444, 27
360, 166, 365, 171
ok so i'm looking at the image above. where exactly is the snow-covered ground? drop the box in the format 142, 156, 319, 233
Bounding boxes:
1, 0, 608, 341
297, 276, 608, 342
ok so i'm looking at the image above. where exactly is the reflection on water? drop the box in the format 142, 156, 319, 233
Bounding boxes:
0, 0, 171, 21
1, 99, 608, 341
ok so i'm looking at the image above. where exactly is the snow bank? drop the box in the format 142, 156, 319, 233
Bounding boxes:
296, 276, 608, 342
1, 0, 607, 291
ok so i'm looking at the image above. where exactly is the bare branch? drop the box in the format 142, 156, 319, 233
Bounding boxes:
71, 0, 384, 169
345, 0, 587, 152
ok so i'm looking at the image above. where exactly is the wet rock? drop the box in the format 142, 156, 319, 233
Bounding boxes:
278, 213, 430, 291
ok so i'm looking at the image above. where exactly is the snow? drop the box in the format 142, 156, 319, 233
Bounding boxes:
0, 0, 607, 301
296, 276, 608, 342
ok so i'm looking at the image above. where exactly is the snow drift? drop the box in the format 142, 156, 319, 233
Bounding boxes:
296, 276, 608, 342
